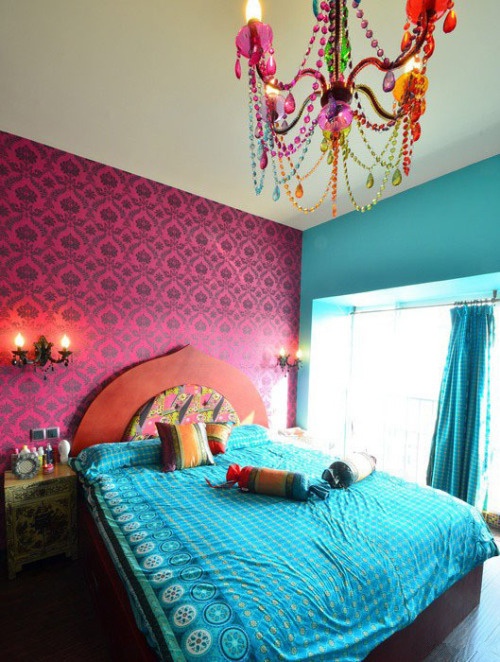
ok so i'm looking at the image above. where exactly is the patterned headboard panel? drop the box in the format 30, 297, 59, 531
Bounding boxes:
123, 384, 240, 441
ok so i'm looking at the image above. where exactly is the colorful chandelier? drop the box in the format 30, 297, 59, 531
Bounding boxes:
235, 0, 457, 217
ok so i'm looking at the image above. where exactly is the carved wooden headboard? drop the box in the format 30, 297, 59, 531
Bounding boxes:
72, 345, 268, 455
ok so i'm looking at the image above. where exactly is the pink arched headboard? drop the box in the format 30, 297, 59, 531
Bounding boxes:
72, 345, 268, 455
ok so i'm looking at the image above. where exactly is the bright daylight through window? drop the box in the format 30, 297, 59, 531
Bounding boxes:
309, 303, 500, 514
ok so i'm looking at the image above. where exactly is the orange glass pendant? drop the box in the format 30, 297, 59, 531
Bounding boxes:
295, 182, 304, 199
401, 31, 412, 52
443, 10, 457, 34
424, 34, 435, 58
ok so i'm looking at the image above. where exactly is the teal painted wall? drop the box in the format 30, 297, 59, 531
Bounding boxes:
297, 155, 500, 426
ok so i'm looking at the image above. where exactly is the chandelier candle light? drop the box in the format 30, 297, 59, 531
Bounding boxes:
235, 0, 457, 217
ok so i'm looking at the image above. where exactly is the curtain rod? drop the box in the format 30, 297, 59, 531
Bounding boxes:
453, 289, 497, 306
351, 290, 498, 315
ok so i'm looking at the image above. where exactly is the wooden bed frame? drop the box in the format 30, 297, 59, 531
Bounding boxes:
72, 344, 268, 455
72, 345, 483, 662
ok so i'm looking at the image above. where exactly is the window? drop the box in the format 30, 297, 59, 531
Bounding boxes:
309, 301, 500, 512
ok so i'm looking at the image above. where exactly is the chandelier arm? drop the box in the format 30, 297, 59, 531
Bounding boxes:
346, 10, 431, 88
274, 92, 320, 135
256, 67, 328, 96
354, 85, 400, 122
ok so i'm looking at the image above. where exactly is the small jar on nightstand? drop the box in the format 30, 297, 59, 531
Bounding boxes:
4, 464, 78, 579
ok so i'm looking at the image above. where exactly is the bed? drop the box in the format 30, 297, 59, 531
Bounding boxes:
70, 345, 498, 662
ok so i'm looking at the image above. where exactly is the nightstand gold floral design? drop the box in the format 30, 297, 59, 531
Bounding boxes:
4, 464, 78, 579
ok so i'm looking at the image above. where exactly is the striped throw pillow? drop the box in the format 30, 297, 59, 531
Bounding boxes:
206, 422, 232, 455
156, 422, 214, 472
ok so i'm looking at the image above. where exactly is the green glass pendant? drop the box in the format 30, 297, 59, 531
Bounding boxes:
392, 169, 402, 186
366, 172, 374, 189
325, 35, 351, 75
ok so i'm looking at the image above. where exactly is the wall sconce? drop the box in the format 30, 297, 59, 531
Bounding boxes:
277, 347, 303, 373
12, 333, 72, 371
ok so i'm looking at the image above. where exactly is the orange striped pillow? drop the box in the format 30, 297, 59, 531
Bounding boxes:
206, 422, 233, 455
156, 422, 214, 472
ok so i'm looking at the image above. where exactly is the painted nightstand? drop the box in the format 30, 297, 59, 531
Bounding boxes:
4, 464, 78, 579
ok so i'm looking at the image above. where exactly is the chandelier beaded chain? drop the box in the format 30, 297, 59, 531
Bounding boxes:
235, 0, 457, 218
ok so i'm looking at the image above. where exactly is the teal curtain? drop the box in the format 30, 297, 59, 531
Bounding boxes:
427, 305, 495, 508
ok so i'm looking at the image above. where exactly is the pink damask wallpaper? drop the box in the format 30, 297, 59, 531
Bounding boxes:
0, 131, 301, 514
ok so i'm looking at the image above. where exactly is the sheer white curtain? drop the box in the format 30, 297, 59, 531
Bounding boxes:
346, 306, 451, 484
310, 302, 500, 508
310, 304, 448, 483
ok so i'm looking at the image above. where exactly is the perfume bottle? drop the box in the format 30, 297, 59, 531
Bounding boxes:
11, 448, 19, 470
42, 452, 54, 474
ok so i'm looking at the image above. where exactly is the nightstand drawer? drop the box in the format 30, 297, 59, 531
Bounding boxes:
6, 475, 73, 503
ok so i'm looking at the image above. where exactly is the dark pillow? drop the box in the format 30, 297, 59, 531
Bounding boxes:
322, 452, 376, 489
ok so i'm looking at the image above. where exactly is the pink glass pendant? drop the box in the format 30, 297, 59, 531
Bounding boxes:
318, 101, 337, 131
318, 100, 353, 133
383, 71, 396, 93
331, 102, 354, 133
235, 58, 242, 80
284, 93, 296, 115
254, 23, 273, 53
274, 95, 286, 122
265, 55, 276, 76
235, 26, 252, 58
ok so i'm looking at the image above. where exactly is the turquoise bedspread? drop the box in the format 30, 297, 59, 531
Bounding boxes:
81, 437, 498, 661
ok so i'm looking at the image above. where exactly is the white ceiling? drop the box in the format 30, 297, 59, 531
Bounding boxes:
0, 1, 499, 231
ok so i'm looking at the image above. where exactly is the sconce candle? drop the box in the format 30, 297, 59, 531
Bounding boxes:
15, 333, 25, 349
12, 334, 73, 372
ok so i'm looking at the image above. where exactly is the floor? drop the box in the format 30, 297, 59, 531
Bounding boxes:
0, 537, 499, 662
424, 532, 500, 662
0, 554, 112, 662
